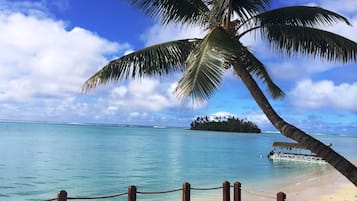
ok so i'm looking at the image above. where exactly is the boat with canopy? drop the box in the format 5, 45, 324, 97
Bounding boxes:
268, 141, 331, 163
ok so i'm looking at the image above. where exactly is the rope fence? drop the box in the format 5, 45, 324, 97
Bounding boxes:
191, 186, 223, 191
43, 192, 128, 201
44, 181, 286, 201
137, 188, 183, 194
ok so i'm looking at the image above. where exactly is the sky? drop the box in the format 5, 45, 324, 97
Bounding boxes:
0, 0, 356, 134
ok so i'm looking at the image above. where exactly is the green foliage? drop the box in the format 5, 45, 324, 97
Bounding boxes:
82, 39, 201, 92
81, 0, 357, 185
254, 6, 351, 27
128, 0, 209, 25
176, 27, 238, 103
190, 115, 261, 133
83, 1, 357, 104
236, 42, 285, 99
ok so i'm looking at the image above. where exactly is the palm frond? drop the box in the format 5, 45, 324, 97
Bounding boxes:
254, 6, 351, 27
207, 0, 270, 27
208, 0, 231, 27
231, 0, 270, 22
176, 27, 238, 103
83, 39, 201, 92
261, 25, 357, 63
242, 47, 285, 99
128, 0, 209, 25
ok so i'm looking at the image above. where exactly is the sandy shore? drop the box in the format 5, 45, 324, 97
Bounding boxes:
189, 159, 357, 201
318, 183, 357, 201
196, 164, 357, 201
247, 163, 357, 201
281, 168, 357, 201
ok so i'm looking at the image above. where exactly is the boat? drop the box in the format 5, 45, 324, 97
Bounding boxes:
268, 141, 330, 163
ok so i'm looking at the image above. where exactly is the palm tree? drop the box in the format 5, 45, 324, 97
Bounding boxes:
83, 0, 357, 185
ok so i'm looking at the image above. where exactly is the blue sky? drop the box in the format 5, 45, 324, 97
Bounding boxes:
0, 0, 356, 134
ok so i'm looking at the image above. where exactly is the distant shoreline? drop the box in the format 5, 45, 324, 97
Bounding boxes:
0, 119, 185, 129
1, 120, 356, 137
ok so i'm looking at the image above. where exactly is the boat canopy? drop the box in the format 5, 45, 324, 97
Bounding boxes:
272, 142, 306, 149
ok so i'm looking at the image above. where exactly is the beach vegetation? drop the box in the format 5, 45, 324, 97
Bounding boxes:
83, 0, 357, 185
190, 116, 261, 133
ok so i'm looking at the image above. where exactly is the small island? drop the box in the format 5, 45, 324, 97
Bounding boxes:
190, 116, 261, 133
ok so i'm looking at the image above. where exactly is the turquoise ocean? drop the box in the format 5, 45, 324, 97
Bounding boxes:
0, 121, 356, 201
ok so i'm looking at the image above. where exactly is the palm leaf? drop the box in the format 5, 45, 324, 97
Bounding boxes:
176, 27, 238, 103
231, 0, 270, 22
83, 39, 201, 92
261, 25, 357, 63
254, 6, 351, 27
128, 0, 209, 25
208, 0, 231, 27
207, 0, 271, 27
242, 47, 285, 99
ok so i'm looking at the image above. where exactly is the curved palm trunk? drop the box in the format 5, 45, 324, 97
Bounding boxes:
233, 64, 357, 186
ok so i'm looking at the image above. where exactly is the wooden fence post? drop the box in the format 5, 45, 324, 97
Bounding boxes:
128, 185, 137, 201
223, 181, 230, 201
57, 190, 67, 201
234, 182, 241, 201
182, 182, 191, 201
277, 192, 286, 201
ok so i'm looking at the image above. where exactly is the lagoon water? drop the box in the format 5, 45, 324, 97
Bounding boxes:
0, 122, 356, 201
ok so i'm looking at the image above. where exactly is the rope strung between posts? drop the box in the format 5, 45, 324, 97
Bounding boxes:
191, 186, 223, 191
134, 185, 224, 194
67, 192, 128, 200
42, 192, 128, 201
137, 185, 223, 194
43, 182, 284, 200
42, 185, 223, 200
137, 188, 183, 194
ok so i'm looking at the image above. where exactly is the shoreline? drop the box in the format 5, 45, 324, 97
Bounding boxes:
251, 165, 357, 201
277, 166, 357, 201
194, 163, 356, 201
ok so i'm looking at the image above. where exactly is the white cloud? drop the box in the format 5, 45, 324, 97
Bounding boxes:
245, 112, 270, 126
0, 1, 137, 123
318, 0, 357, 15
0, 0, 48, 17
262, 17, 357, 80
285, 0, 357, 16
142, 23, 206, 46
325, 16, 357, 42
289, 80, 357, 112
267, 59, 337, 80
0, 11, 129, 103
242, 1, 357, 81
0, 1, 205, 124
211, 111, 234, 118
105, 78, 181, 113
110, 86, 128, 98
129, 112, 140, 118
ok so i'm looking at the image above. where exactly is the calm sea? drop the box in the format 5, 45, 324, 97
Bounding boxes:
0, 122, 356, 201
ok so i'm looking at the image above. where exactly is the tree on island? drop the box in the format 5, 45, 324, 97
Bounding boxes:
191, 116, 261, 133
83, 0, 357, 185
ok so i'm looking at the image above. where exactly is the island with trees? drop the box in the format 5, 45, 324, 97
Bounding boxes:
190, 116, 261, 133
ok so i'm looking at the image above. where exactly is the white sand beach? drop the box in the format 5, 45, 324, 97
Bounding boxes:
318, 183, 357, 201
245, 162, 357, 201
192, 168, 357, 201
199, 163, 357, 201
283, 169, 357, 201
